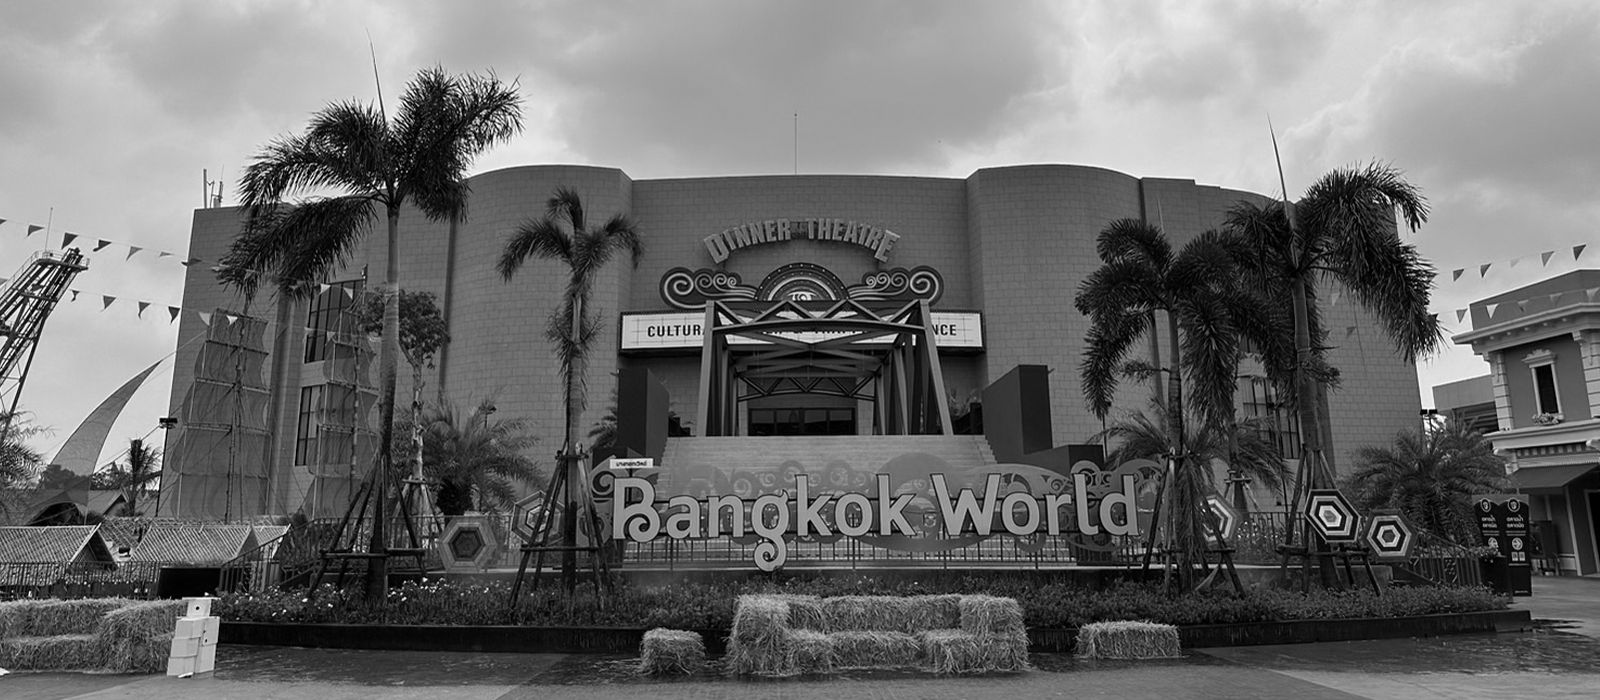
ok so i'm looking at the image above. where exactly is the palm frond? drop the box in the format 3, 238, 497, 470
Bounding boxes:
1330, 238, 1443, 362
1095, 218, 1172, 269
498, 218, 572, 279
547, 186, 586, 232
395, 67, 523, 220
1080, 310, 1150, 420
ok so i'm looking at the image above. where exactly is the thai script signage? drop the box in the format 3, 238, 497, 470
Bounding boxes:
620, 311, 984, 351
1475, 494, 1532, 596
704, 219, 900, 263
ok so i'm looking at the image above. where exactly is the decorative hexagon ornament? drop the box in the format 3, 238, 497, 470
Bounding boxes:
439, 516, 500, 571
1364, 510, 1417, 559
1305, 489, 1362, 543
1204, 494, 1239, 541
512, 491, 547, 542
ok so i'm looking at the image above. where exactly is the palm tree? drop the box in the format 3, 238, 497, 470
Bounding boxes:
497, 187, 641, 588
0, 410, 46, 488
1075, 220, 1277, 589
418, 400, 543, 516
1345, 422, 1508, 545
220, 67, 522, 599
1097, 398, 1288, 503
95, 439, 161, 516
1223, 163, 1436, 493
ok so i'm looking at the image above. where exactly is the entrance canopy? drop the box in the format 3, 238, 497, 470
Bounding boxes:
694, 298, 954, 437
1511, 464, 1596, 491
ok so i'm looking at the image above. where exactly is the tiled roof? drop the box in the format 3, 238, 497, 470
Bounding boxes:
127, 523, 258, 565
252, 525, 290, 559
0, 526, 110, 564
87, 489, 126, 516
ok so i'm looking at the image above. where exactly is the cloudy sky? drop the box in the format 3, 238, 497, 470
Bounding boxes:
3, 1, 1597, 467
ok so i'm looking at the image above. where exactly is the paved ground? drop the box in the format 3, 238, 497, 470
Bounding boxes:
2, 575, 1597, 700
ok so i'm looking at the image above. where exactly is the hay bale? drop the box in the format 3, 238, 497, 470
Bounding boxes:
785, 629, 835, 675
921, 629, 1031, 674
958, 595, 1025, 637
904, 594, 963, 631
1075, 620, 1180, 660
638, 628, 705, 675
0, 634, 99, 671
724, 595, 795, 676
0, 598, 131, 638
830, 630, 923, 668
775, 594, 826, 631
821, 595, 926, 632
95, 600, 184, 673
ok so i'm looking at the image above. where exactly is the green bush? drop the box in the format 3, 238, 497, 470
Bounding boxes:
214, 575, 1508, 629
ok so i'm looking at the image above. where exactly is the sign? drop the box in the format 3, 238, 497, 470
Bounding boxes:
613, 469, 1145, 572
704, 219, 900, 263
1204, 494, 1237, 542
1305, 489, 1361, 543
605, 457, 656, 469
620, 311, 984, 351
1476, 494, 1532, 596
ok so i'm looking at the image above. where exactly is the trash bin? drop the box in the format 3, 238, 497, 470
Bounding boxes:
1479, 556, 1512, 594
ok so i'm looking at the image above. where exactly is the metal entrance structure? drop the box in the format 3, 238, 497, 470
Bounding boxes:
1, 249, 88, 438
694, 298, 954, 437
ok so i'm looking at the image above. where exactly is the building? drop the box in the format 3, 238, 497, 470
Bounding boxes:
160, 164, 1422, 521
1431, 375, 1498, 435
1453, 269, 1600, 574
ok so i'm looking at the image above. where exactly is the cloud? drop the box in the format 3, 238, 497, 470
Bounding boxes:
400, 0, 1066, 176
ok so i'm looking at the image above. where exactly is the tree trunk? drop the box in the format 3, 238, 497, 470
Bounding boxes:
1290, 274, 1338, 586
561, 293, 584, 592
366, 207, 401, 602
1164, 312, 1198, 591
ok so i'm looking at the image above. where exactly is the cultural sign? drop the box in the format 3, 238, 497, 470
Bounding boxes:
620, 311, 984, 351
600, 451, 1159, 572
1475, 494, 1533, 596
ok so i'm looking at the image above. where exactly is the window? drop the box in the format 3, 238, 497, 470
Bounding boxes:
1240, 376, 1300, 460
304, 280, 365, 363
1523, 349, 1561, 418
748, 407, 856, 436
294, 386, 323, 466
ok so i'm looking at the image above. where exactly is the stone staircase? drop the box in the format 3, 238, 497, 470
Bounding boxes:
655, 435, 996, 496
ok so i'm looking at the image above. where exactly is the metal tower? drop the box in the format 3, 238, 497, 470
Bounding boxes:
0, 248, 89, 437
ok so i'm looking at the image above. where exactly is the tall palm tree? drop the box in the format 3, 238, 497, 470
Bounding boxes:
497, 187, 641, 587
418, 400, 543, 516
97, 439, 161, 516
1223, 163, 1437, 492
1097, 398, 1289, 501
1345, 422, 1508, 545
1075, 220, 1277, 589
219, 67, 522, 599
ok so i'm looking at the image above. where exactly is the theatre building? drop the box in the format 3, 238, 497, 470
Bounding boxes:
159, 163, 1421, 529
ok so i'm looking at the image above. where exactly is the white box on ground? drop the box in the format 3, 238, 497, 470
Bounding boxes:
183, 597, 216, 618
196, 644, 216, 674
167, 655, 196, 677
200, 617, 220, 645
174, 617, 206, 639
170, 636, 200, 657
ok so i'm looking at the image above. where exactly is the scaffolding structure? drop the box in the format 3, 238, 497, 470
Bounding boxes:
1, 249, 88, 438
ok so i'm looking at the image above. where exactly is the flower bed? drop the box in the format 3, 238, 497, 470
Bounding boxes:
214, 575, 1508, 630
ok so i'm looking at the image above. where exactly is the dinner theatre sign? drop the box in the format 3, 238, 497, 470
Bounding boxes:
604, 454, 1160, 572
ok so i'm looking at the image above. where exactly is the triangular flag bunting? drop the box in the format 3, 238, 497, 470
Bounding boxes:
93, 239, 111, 252
137, 301, 150, 317
63, 232, 78, 247
0, 277, 6, 285
342, 286, 354, 299
1516, 300, 1528, 311
198, 311, 213, 326
1486, 302, 1500, 316
181, 258, 201, 266
0, 218, 6, 228
1451, 268, 1465, 282
126, 246, 143, 260
158, 251, 173, 259
1345, 326, 1357, 337
1576, 244, 1588, 261
1541, 251, 1555, 266
168, 306, 181, 322
1329, 289, 1342, 306
69, 289, 80, 302
1509, 256, 1520, 268
1588, 287, 1600, 301
26, 224, 42, 237
1550, 292, 1563, 305
101, 295, 115, 310
1479, 263, 1492, 277
1456, 308, 1468, 322
222, 313, 237, 324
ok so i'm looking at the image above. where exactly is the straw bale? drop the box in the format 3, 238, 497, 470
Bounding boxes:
958, 595, 1025, 637
921, 629, 1031, 674
774, 594, 826, 631
638, 628, 705, 675
829, 630, 923, 668
785, 629, 835, 675
724, 595, 795, 676
821, 595, 930, 632
0, 598, 131, 638
0, 634, 99, 671
1075, 620, 1180, 660
96, 600, 184, 673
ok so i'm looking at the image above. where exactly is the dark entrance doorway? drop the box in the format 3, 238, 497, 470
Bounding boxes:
749, 407, 857, 436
